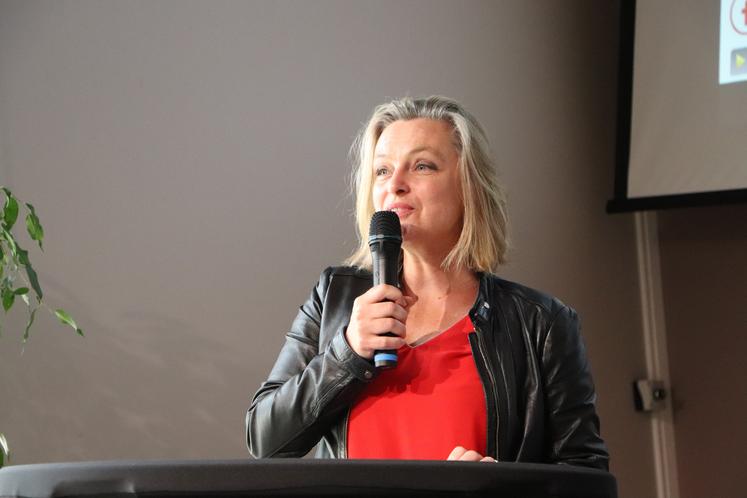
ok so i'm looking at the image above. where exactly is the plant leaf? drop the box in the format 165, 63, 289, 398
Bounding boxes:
23, 306, 38, 342
25, 203, 44, 251
17, 247, 43, 300
1, 287, 14, 312
2, 188, 19, 230
55, 308, 83, 336
0, 228, 17, 258
0, 432, 9, 467
14, 287, 29, 295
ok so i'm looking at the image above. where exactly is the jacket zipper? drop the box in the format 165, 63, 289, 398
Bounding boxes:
469, 327, 500, 460
340, 406, 351, 458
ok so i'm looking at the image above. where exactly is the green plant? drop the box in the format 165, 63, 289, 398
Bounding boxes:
0, 434, 7, 468
0, 186, 82, 467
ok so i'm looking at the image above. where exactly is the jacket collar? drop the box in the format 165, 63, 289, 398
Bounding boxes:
469, 272, 493, 327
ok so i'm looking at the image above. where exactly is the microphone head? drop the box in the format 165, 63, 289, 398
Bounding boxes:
368, 211, 402, 242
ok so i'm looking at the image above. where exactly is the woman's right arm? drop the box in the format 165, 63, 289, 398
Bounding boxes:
245, 268, 376, 458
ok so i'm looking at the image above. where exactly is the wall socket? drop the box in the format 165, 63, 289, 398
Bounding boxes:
633, 379, 668, 412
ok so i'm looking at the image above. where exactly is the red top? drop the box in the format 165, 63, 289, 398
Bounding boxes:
347, 315, 487, 460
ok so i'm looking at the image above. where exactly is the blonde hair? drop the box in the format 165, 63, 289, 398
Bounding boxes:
345, 96, 509, 273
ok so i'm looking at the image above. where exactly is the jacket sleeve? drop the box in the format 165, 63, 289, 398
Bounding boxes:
245, 268, 375, 458
540, 305, 610, 470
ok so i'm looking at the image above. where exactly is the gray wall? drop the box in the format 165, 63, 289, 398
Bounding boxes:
658, 204, 747, 498
0, 1, 655, 496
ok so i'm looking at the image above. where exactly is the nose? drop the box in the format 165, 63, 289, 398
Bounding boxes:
387, 165, 410, 195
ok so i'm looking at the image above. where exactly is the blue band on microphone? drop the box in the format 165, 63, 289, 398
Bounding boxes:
374, 353, 398, 362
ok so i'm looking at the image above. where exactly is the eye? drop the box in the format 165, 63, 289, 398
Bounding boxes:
414, 162, 435, 172
374, 166, 390, 177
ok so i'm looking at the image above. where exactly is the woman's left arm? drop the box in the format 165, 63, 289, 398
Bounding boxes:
540, 305, 610, 470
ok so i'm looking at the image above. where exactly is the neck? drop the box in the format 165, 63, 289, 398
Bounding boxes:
401, 251, 476, 298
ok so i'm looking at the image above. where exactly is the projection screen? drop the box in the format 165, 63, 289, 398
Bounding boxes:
608, 0, 747, 212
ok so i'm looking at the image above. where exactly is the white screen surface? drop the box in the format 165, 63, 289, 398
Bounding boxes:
627, 0, 747, 199
720, 0, 747, 84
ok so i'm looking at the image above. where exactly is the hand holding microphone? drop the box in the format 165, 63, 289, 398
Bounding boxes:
345, 284, 410, 362
345, 211, 414, 368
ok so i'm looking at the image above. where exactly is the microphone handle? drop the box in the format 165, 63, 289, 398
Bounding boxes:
371, 241, 400, 369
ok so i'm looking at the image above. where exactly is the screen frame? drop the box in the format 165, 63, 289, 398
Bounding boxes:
606, 0, 747, 214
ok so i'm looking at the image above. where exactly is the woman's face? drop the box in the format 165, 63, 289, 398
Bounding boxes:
372, 118, 463, 251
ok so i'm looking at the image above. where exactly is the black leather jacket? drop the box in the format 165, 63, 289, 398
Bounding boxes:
246, 266, 609, 470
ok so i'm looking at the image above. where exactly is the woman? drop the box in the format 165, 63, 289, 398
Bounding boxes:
246, 96, 609, 469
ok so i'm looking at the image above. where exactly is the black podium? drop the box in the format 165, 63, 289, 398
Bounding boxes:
0, 459, 617, 498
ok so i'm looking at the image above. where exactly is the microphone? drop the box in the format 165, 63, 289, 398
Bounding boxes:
368, 211, 402, 369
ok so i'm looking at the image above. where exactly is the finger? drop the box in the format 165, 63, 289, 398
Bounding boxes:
447, 446, 467, 460
368, 301, 408, 322
364, 284, 403, 304
370, 317, 406, 338
480, 456, 496, 463
371, 335, 406, 351
394, 293, 417, 307
458, 450, 484, 461
402, 295, 418, 308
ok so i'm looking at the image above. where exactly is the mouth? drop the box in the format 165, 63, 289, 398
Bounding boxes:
386, 204, 414, 218
388, 209, 412, 220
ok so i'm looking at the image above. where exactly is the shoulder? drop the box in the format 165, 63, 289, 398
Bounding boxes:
321, 265, 372, 279
296, 266, 372, 324
480, 274, 582, 351
312, 266, 373, 300
480, 273, 574, 320
317, 265, 372, 286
